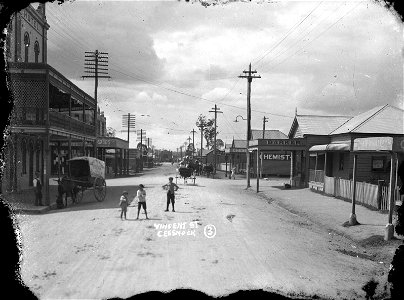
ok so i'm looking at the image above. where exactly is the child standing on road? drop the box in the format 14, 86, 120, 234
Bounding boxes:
119, 191, 129, 220
162, 177, 179, 212
136, 184, 148, 220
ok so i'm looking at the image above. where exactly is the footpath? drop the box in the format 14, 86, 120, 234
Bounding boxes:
2, 169, 154, 215
215, 170, 403, 247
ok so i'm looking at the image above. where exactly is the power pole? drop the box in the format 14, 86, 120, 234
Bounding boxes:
122, 113, 136, 145
209, 104, 223, 175
239, 63, 261, 188
191, 129, 197, 158
198, 124, 204, 159
262, 116, 268, 139
187, 136, 192, 157
140, 129, 143, 169
82, 50, 110, 157
147, 138, 150, 167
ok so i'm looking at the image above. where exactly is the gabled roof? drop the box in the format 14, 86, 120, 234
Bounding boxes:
232, 140, 247, 148
330, 104, 404, 135
251, 129, 288, 140
289, 114, 351, 138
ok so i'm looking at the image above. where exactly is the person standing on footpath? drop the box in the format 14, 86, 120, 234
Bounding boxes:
162, 177, 179, 212
33, 171, 43, 206
231, 167, 236, 180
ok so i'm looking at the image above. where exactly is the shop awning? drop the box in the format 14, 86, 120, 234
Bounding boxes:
309, 143, 350, 152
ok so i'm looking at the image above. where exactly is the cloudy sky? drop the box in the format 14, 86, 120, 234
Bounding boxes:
41, 0, 403, 151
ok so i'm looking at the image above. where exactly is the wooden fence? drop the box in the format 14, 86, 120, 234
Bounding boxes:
322, 176, 400, 210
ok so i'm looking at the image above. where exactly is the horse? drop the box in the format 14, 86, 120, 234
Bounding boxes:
55, 177, 81, 208
202, 164, 213, 178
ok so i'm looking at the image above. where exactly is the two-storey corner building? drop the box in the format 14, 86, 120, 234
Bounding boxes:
2, 3, 104, 205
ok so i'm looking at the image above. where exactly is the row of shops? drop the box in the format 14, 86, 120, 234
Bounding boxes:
243, 104, 403, 211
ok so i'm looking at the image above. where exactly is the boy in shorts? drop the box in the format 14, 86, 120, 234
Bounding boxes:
162, 177, 179, 212
136, 184, 148, 219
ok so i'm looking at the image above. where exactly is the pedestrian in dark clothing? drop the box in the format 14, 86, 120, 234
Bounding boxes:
162, 177, 179, 212
33, 171, 43, 206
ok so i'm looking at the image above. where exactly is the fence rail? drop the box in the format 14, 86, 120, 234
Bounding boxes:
309, 169, 324, 183
322, 176, 400, 210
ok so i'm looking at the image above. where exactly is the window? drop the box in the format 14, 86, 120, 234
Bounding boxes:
371, 156, 385, 171
24, 32, 30, 62
34, 41, 40, 63
36, 149, 40, 172
338, 153, 344, 170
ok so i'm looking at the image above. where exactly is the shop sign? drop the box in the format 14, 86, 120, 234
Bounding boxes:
262, 153, 291, 160
265, 139, 303, 146
354, 137, 393, 151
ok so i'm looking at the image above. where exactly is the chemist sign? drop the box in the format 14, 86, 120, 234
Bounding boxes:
261, 153, 291, 161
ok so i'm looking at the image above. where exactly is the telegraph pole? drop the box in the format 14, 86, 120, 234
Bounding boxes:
239, 63, 261, 188
140, 129, 143, 169
82, 50, 110, 157
187, 136, 192, 157
262, 116, 268, 139
191, 129, 197, 158
209, 104, 223, 175
198, 124, 204, 159
122, 113, 136, 144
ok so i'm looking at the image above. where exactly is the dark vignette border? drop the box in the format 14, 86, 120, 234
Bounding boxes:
0, 0, 402, 300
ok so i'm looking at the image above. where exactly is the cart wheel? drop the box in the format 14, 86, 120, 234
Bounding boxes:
94, 177, 106, 202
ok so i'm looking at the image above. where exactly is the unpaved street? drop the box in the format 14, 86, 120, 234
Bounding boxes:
16, 163, 387, 299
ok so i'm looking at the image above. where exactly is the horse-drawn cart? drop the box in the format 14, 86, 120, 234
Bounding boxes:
57, 157, 107, 206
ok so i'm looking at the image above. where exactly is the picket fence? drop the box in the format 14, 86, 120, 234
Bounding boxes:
322, 176, 399, 210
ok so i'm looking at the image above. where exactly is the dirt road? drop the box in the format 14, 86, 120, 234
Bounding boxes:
15, 163, 388, 299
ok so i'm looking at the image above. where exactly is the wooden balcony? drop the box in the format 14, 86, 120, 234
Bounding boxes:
49, 111, 95, 136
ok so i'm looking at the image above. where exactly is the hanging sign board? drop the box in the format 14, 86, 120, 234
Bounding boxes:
354, 137, 393, 151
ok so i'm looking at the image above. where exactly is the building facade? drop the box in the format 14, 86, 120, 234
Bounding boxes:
2, 4, 106, 205
247, 104, 403, 210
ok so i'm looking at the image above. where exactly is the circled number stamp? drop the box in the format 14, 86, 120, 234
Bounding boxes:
203, 224, 216, 238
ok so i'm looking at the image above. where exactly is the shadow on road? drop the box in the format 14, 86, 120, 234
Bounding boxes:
46, 185, 140, 214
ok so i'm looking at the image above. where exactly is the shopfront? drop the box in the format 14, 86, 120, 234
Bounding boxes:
96, 137, 129, 177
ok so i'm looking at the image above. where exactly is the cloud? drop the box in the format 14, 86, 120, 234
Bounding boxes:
41, 0, 403, 149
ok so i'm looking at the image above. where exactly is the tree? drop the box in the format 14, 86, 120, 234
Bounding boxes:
106, 127, 116, 137
215, 139, 224, 150
137, 142, 148, 155
186, 143, 195, 156
196, 114, 216, 150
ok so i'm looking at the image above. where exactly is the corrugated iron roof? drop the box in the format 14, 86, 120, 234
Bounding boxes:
200, 149, 213, 156
292, 115, 351, 136
251, 129, 288, 140
232, 140, 247, 148
331, 104, 404, 135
